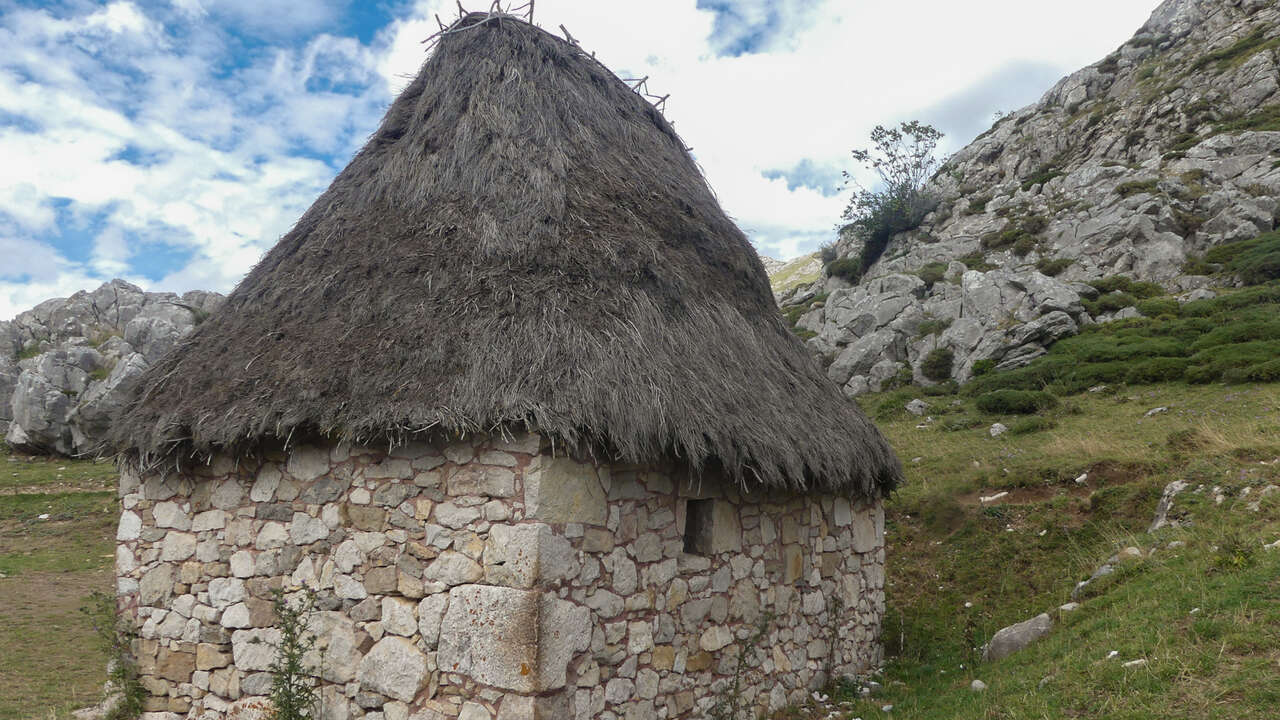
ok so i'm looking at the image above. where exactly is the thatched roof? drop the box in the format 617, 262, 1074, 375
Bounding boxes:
112, 13, 901, 496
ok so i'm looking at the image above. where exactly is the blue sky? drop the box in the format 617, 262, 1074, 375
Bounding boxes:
0, 0, 1160, 319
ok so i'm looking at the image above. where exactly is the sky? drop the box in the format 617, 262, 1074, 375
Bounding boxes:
0, 0, 1163, 320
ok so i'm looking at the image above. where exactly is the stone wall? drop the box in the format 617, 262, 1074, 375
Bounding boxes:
116, 434, 884, 719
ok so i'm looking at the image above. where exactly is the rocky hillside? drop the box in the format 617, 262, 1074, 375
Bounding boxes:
781, 0, 1280, 396
0, 280, 223, 456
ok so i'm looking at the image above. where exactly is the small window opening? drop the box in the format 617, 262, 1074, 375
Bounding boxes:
683, 498, 715, 555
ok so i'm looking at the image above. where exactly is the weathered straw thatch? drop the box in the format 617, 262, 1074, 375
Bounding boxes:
112, 13, 901, 496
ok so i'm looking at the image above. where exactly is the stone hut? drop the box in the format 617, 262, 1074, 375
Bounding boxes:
110, 12, 902, 720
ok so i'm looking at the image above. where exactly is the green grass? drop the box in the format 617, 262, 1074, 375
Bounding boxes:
1192, 27, 1280, 72
0, 444, 119, 719
775, 380, 1280, 719
768, 252, 823, 294
961, 281, 1280, 395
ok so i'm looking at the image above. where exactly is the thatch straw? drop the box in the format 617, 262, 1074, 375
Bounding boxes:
111, 13, 901, 496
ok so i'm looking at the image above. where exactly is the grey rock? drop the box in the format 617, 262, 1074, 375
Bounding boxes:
774, 0, 1280, 392
3, 279, 222, 455
982, 613, 1053, 662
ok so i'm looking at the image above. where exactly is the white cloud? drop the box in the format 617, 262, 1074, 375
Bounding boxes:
379, 0, 1158, 259
3, 0, 1164, 319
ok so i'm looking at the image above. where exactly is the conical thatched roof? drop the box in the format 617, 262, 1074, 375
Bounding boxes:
113, 13, 901, 496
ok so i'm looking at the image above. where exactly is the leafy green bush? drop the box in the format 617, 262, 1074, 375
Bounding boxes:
1239, 358, 1280, 382
1115, 179, 1160, 198
957, 252, 997, 271
920, 348, 955, 381
842, 121, 943, 278
975, 389, 1059, 414
1224, 231, 1280, 285
1125, 357, 1190, 384
1084, 292, 1137, 316
1193, 27, 1280, 72
1089, 275, 1164, 298
1136, 298, 1180, 317
1021, 166, 1064, 191
970, 358, 995, 376
819, 242, 838, 264
966, 193, 992, 215
826, 257, 864, 282
1036, 258, 1072, 277
916, 317, 953, 337
1013, 234, 1038, 257
918, 262, 949, 288
268, 589, 319, 720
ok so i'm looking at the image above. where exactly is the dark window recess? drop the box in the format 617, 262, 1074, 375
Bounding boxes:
683, 499, 714, 555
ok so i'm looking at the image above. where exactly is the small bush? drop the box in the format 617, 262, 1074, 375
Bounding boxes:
918, 262, 949, 288
1089, 275, 1164, 298
1021, 166, 1064, 191
1181, 255, 1214, 276
268, 590, 319, 720
975, 389, 1059, 414
1136, 298, 1180, 318
1083, 292, 1137, 316
920, 348, 955, 381
970, 358, 995, 376
826, 257, 863, 282
966, 194, 992, 215
1036, 258, 1072, 277
818, 242, 838, 264
1012, 234, 1038, 257
1125, 357, 1190, 384
1193, 27, 1280, 72
1224, 231, 1280, 285
916, 317, 953, 337
1240, 358, 1280, 382
1116, 179, 1160, 198
80, 592, 146, 720
957, 252, 997, 272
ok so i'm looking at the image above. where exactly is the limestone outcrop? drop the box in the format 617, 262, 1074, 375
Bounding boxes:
1, 279, 223, 454
780, 0, 1280, 395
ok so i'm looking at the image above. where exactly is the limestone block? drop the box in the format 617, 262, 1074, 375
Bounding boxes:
153, 502, 191, 530
250, 466, 280, 502
485, 523, 581, 589
307, 611, 361, 684
286, 445, 330, 481
160, 532, 197, 562
526, 457, 607, 526
424, 551, 483, 587
438, 585, 590, 693
139, 564, 175, 606
117, 510, 142, 541
357, 636, 429, 702
448, 465, 516, 498
231, 628, 279, 671
288, 512, 330, 545
381, 597, 418, 637
850, 501, 882, 553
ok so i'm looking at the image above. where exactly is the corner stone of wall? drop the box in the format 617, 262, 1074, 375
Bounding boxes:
116, 434, 884, 720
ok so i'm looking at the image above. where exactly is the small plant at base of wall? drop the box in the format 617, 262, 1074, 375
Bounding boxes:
79, 591, 147, 720
708, 611, 776, 720
267, 589, 320, 720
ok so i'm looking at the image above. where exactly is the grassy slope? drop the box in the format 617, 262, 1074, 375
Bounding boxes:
0, 448, 117, 720
769, 253, 822, 295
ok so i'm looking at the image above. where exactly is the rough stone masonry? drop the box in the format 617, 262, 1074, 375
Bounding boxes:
117, 433, 885, 719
